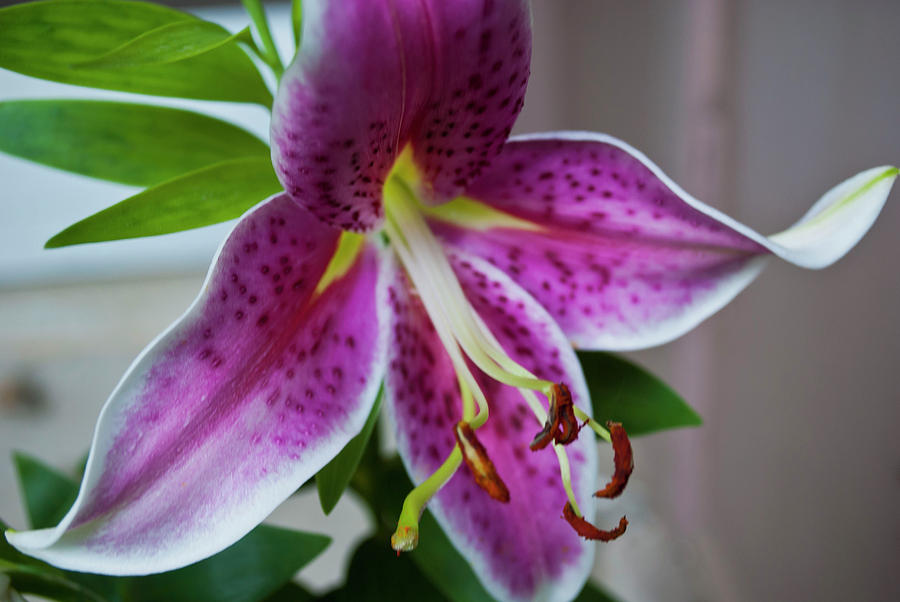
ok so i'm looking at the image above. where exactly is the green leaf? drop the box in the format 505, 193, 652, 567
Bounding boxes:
0, 0, 271, 105
0, 520, 108, 602
46, 158, 282, 247
120, 526, 330, 602
411, 512, 495, 602
575, 581, 621, 602
263, 582, 318, 602
316, 388, 383, 515
12, 452, 78, 530
578, 351, 702, 435
328, 538, 445, 601
0, 100, 269, 186
78, 23, 252, 68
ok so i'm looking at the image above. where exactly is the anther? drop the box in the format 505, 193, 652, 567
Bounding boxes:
562, 502, 628, 542
529, 383, 581, 450
455, 421, 510, 502
594, 422, 633, 499
553, 383, 580, 445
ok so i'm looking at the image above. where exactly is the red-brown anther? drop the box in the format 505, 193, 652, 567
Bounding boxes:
529, 392, 557, 451
455, 421, 511, 503
552, 383, 580, 445
594, 421, 634, 499
529, 383, 581, 450
562, 502, 628, 542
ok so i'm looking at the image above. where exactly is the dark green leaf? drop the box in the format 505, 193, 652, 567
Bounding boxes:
12, 452, 78, 530
0, 0, 271, 105
370, 461, 495, 602
0, 520, 108, 602
263, 581, 318, 602
78, 23, 252, 68
46, 158, 282, 247
316, 388, 383, 515
578, 351, 702, 435
121, 526, 330, 602
0, 100, 268, 186
329, 538, 445, 602
411, 512, 496, 602
575, 580, 621, 602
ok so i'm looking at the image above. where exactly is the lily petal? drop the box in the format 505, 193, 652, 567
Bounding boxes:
6, 195, 389, 574
271, 0, 530, 232
430, 132, 896, 349
385, 253, 596, 602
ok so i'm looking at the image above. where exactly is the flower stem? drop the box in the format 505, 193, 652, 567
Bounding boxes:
241, 0, 283, 79
291, 0, 303, 49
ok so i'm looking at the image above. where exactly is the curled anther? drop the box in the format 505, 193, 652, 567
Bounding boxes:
553, 383, 580, 444
529, 383, 582, 450
562, 502, 628, 542
455, 421, 510, 502
594, 421, 633, 499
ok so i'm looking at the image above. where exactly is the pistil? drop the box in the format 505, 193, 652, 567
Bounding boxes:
382, 166, 631, 550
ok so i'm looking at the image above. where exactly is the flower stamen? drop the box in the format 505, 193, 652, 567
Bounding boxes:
594, 422, 634, 499
383, 174, 554, 398
382, 167, 632, 550
562, 502, 628, 542
455, 421, 510, 503
530, 383, 582, 450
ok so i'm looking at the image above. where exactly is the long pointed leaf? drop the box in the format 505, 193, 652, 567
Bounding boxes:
121, 526, 330, 602
0, 100, 268, 186
12, 453, 78, 531
0, 0, 271, 105
46, 158, 282, 247
316, 388, 383, 515
578, 351, 702, 435
329, 538, 445, 601
78, 23, 252, 68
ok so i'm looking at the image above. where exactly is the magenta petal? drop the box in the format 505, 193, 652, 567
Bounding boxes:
6, 195, 389, 574
407, 0, 531, 202
271, 0, 531, 231
434, 133, 893, 349
385, 254, 597, 602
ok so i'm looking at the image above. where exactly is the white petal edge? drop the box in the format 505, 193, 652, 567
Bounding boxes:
5, 196, 393, 575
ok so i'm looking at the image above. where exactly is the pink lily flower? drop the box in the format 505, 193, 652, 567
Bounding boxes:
7, 1, 896, 601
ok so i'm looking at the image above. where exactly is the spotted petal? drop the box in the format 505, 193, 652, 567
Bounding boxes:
6, 195, 389, 574
271, 0, 531, 231
385, 253, 597, 602
430, 132, 896, 349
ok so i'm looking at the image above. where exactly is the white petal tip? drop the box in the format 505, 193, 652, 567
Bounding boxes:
768, 166, 897, 268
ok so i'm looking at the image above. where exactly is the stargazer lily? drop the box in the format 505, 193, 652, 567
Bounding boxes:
6, 1, 896, 601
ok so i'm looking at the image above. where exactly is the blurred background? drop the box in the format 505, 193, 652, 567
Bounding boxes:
0, 1, 897, 600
